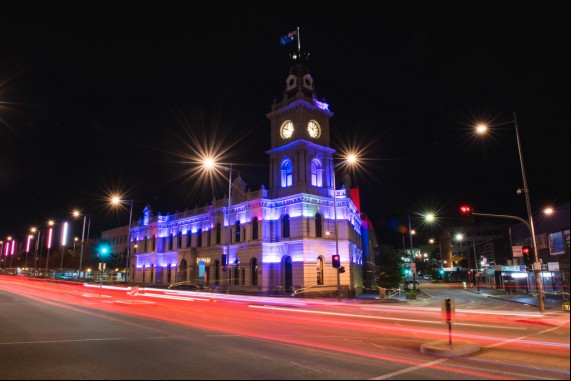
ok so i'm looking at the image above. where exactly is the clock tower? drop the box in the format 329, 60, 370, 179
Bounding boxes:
266, 55, 335, 199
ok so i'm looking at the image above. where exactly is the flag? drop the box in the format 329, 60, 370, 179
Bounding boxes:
279, 30, 297, 47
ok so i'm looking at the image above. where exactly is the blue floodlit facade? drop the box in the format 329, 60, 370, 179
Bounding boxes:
128, 57, 365, 295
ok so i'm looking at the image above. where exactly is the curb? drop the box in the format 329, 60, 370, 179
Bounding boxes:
420, 340, 480, 356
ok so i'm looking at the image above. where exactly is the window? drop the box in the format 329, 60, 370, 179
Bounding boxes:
251, 258, 258, 286
311, 159, 322, 187
281, 159, 293, 187
282, 215, 290, 238
216, 223, 221, 244
252, 217, 259, 240
315, 213, 323, 238
177, 231, 182, 249
197, 228, 202, 248
185, 231, 191, 248
235, 221, 241, 242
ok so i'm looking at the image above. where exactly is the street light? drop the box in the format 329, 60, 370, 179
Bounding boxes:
407, 213, 436, 291
45, 220, 55, 274
30, 227, 41, 274
476, 111, 545, 313
8, 236, 15, 269
202, 158, 233, 294
454, 232, 479, 291
73, 210, 91, 279
332, 153, 358, 302
59, 222, 69, 272
4, 236, 12, 269
110, 197, 134, 283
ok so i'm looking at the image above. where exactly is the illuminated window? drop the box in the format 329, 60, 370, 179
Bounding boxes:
281, 159, 293, 187
311, 159, 322, 187
317, 256, 324, 285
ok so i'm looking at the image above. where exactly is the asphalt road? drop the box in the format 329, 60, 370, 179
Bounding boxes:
0, 276, 569, 380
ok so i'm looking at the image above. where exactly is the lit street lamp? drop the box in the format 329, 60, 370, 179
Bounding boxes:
454, 232, 479, 292
73, 210, 91, 279
202, 158, 233, 294
476, 111, 545, 313
110, 197, 134, 283
45, 220, 55, 273
332, 153, 358, 302
59, 222, 69, 272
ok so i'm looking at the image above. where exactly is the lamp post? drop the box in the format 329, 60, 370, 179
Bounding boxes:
45, 220, 55, 274
0, 241, 3, 269
31, 227, 41, 274
332, 153, 358, 302
455, 232, 479, 291
73, 210, 91, 279
8, 237, 15, 269
476, 111, 545, 313
4, 237, 12, 269
59, 222, 69, 273
25, 234, 33, 269
110, 197, 134, 283
202, 158, 232, 294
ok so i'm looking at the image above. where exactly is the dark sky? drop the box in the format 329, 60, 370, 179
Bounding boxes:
1, 3, 569, 246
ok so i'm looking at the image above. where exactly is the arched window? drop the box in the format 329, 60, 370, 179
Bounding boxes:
197, 228, 202, 248
216, 223, 221, 244
311, 158, 323, 187
281, 159, 293, 188
315, 213, 323, 238
252, 217, 259, 240
282, 214, 290, 238
317, 256, 324, 285
235, 221, 241, 242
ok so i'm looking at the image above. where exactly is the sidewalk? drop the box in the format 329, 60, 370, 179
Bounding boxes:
463, 287, 569, 312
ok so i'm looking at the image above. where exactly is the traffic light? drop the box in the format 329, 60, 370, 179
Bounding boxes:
459, 204, 474, 223
332, 254, 340, 268
97, 243, 110, 258
339, 266, 346, 274
522, 246, 533, 268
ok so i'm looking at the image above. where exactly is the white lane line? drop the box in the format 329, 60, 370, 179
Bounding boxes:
250, 305, 527, 330
369, 358, 448, 380
484, 326, 562, 349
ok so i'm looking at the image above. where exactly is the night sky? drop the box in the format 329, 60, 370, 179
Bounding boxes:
1, 3, 569, 246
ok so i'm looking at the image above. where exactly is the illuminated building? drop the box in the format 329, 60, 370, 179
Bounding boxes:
115, 55, 366, 295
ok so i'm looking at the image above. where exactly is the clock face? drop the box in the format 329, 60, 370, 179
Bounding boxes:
307, 120, 321, 138
281, 120, 294, 139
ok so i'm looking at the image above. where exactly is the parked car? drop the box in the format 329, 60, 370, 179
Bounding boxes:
423, 275, 431, 280
167, 281, 204, 291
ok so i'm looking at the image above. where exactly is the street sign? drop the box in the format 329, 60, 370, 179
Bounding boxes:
512, 246, 523, 257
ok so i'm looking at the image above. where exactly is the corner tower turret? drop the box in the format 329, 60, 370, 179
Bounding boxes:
266, 53, 335, 199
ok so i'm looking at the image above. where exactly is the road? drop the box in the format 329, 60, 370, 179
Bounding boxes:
0, 276, 568, 380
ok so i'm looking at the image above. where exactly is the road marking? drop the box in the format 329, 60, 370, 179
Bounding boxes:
369, 358, 448, 380
484, 326, 562, 348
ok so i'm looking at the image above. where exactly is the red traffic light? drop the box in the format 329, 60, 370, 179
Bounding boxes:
460, 205, 472, 215
522, 246, 531, 255
332, 254, 340, 268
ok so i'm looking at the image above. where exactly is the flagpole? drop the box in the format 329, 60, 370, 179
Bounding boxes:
297, 26, 301, 52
